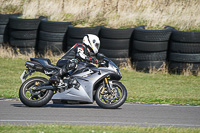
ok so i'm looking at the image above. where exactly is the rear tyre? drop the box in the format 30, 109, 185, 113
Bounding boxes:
19, 77, 54, 107
95, 81, 127, 109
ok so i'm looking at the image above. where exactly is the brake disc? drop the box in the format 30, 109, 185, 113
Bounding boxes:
102, 87, 119, 101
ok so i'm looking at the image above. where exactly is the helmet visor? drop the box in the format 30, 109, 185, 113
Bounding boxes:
95, 43, 100, 50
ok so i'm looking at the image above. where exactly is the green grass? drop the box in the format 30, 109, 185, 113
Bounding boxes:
0, 57, 200, 105
122, 70, 200, 105
0, 124, 200, 133
0, 58, 25, 98
0, 58, 46, 98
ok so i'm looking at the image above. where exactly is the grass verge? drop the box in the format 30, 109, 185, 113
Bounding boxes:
0, 57, 200, 105
0, 124, 200, 133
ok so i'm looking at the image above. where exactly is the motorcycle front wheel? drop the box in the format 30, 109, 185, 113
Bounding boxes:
19, 77, 54, 107
95, 81, 127, 109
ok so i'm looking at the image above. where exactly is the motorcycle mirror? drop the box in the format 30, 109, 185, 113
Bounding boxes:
97, 53, 106, 60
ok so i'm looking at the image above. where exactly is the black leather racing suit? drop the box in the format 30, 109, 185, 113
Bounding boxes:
60, 43, 98, 63
50, 43, 98, 83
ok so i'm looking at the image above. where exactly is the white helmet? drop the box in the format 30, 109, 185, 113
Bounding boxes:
83, 34, 100, 54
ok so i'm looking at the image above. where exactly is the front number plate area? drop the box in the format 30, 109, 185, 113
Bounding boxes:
20, 70, 27, 83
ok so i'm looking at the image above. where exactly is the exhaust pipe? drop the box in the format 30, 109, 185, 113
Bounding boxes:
25, 61, 35, 67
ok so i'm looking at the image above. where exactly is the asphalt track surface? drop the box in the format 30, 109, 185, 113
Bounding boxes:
0, 99, 200, 128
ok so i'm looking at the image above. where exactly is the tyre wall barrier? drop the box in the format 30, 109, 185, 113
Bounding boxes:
169, 30, 200, 72
1, 14, 200, 72
132, 26, 174, 71
99, 27, 134, 66
0, 14, 21, 47
37, 20, 71, 55
9, 16, 41, 54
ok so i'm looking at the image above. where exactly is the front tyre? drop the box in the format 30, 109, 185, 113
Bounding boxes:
95, 81, 127, 109
19, 77, 54, 107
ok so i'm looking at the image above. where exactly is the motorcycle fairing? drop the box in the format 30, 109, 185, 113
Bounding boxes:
52, 68, 119, 103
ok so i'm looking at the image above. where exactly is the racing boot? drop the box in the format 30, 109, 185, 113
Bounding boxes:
49, 67, 66, 83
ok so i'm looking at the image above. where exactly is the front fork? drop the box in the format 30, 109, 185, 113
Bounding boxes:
101, 78, 112, 94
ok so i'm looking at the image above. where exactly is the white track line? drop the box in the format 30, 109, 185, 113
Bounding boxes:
0, 120, 200, 127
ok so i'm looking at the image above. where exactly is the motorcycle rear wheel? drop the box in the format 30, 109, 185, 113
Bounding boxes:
19, 77, 54, 107
95, 81, 127, 109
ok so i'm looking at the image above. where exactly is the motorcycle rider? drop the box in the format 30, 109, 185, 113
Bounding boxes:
49, 34, 100, 83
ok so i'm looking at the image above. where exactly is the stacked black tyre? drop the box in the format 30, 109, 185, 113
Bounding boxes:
37, 20, 71, 56
99, 27, 134, 66
169, 30, 200, 72
9, 17, 40, 54
65, 26, 100, 59
0, 14, 20, 47
132, 26, 173, 71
